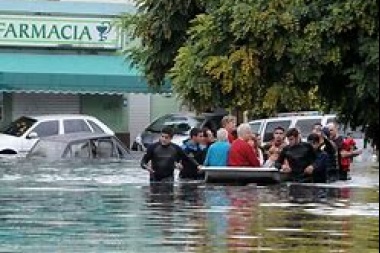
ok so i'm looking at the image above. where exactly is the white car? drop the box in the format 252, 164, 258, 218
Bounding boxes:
0, 115, 114, 157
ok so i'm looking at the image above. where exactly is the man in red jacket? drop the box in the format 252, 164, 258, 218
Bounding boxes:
228, 123, 261, 167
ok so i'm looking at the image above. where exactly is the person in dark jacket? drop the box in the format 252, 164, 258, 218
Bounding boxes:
312, 123, 339, 182
276, 128, 316, 182
307, 133, 330, 183
180, 128, 207, 180
141, 127, 200, 183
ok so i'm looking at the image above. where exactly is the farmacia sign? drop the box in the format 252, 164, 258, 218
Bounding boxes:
0, 15, 122, 49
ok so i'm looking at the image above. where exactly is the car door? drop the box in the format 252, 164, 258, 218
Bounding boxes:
21, 120, 59, 154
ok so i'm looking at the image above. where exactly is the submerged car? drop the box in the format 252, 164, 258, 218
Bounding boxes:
0, 115, 114, 156
27, 133, 130, 160
132, 112, 227, 151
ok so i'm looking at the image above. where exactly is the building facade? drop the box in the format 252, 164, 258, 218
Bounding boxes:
0, 0, 185, 147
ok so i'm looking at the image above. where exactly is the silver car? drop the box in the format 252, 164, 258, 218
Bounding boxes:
28, 133, 130, 160
132, 113, 227, 151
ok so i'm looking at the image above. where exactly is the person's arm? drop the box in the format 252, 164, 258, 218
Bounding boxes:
275, 148, 287, 170
304, 144, 318, 174
140, 144, 155, 173
176, 145, 200, 168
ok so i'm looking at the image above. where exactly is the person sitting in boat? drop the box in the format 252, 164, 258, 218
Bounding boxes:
307, 133, 330, 183
180, 128, 207, 180
203, 128, 231, 167
201, 127, 217, 149
275, 128, 316, 182
263, 146, 280, 168
263, 126, 287, 160
221, 115, 238, 144
228, 123, 261, 167
248, 134, 265, 166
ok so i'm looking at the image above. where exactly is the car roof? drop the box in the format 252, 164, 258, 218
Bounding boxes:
38, 133, 114, 143
249, 114, 336, 123
26, 114, 98, 121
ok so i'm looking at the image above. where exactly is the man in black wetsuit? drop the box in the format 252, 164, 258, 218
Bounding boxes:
276, 128, 317, 182
141, 127, 200, 183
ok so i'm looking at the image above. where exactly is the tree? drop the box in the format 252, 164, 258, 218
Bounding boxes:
121, 0, 379, 146
120, 0, 205, 90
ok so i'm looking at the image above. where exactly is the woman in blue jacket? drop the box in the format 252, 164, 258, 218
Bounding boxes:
204, 128, 231, 167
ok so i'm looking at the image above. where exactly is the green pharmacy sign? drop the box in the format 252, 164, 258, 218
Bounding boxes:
0, 15, 123, 49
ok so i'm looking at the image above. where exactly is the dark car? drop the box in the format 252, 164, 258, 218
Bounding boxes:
132, 112, 227, 151
28, 133, 130, 160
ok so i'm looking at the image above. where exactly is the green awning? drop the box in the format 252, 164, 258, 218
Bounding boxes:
0, 53, 167, 94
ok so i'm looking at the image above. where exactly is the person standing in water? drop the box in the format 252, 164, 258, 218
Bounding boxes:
141, 127, 201, 183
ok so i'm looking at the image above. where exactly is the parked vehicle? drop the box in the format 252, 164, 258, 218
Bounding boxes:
132, 112, 227, 151
249, 112, 365, 150
0, 115, 114, 156
27, 133, 129, 160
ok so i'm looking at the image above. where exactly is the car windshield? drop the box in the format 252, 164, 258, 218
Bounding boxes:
2, 117, 37, 137
146, 115, 204, 134
28, 140, 67, 159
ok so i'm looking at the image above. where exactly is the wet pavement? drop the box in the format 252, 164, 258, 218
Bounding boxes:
0, 156, 378, 253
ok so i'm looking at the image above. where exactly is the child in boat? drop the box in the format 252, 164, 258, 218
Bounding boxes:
263, 146, 280, 168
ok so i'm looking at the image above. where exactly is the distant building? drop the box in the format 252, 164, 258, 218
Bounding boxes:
0, 0, 186, 147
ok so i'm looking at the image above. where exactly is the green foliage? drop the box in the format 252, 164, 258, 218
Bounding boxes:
119, 0, 206, 89
121, 0, 379, 146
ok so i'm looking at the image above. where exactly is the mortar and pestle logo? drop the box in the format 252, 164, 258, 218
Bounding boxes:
96, 21, 112, 42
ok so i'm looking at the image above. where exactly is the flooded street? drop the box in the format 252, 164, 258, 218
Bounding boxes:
0, 156, 378, 253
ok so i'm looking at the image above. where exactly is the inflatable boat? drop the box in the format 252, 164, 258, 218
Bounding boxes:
200, 167, 290, 184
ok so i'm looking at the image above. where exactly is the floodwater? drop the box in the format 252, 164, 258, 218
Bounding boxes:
0, 156, 378, 253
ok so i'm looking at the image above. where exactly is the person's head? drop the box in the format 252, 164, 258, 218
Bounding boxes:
190, 127, 203, 144
202, 128, 216, 145
273, 126, 286, 143
322, 127, 330, 139
286, 128, 301, 146
160, 127, 174, 146
254, 133, 262, 147
307, 133, 320, 150
237, 123, 253, 142
327, 122, 339, 139
221, 116, 237, 132
216, 128, 229, 142
312, 123, 323, 135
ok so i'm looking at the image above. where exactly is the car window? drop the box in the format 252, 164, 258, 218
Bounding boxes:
64, 119, 92, 134
263, 120, 292, 143
87, 120, 105, 134
295, 118, 322, 138
202, 117, 223, 132
32, 121, 59, 138
326, 117, 337, 124
95, 139, 117, 159
147, 115, 203, 133
64, 140, 92, 159
250, 122, 262, 135
2, 117, 37, 137
29, 140, 66, 159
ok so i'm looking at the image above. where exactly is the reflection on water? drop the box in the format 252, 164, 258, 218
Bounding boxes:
0, 158, 378, 253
